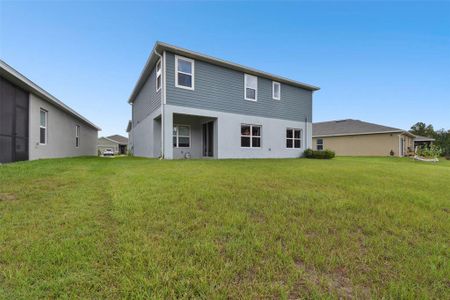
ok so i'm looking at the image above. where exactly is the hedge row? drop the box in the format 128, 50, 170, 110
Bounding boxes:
303, 149, 335, 159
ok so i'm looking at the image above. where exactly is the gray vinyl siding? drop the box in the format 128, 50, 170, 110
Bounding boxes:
165, 51, 312, 122
132, 64, 161, 126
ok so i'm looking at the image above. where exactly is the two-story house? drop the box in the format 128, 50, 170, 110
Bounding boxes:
128, 42, 319, 159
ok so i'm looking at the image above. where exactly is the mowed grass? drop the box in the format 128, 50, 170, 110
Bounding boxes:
0, 157, 449, 299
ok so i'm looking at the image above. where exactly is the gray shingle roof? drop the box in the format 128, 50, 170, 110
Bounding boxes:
414, 135, 435, 142
107, 135, 128, 144
312, 119, 410, 137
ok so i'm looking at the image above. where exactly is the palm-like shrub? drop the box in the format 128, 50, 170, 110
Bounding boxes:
416, 145, 442, 158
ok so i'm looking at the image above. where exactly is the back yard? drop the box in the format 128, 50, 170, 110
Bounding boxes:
0, 157, 449, 299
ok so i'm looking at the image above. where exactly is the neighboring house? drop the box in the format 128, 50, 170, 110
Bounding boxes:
413, 135, 435, 149
312, 119, 415, 157
97, 135, 128, 155
0, 60, 100, 164
128, 42, 319, 159
126, 120, 133, 154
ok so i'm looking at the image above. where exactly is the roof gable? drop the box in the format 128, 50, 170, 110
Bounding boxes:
107, 134, 128, 144
128, 41, 320, 103
98, 137, 119, 144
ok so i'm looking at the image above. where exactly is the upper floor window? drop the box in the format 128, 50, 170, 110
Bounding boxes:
75, 125, 80, 148
241, 124, 261, 148
286, 128, 301, 148
272, 81, 281, 100
156, 60, 162, 92
244, 74, 257, 101
175, 55, 194, 90
173, 125, 190, 148
40, 109, 47, 145
317, 138, 323, 150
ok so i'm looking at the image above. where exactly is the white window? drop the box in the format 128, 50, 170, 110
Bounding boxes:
75, 125, 80, 148
241, 124, 261, 148
156, 60, 162, 92
244, 74, 257, 101
173, 125, 190, 148
175, 55, 194, 90
272, 81, 281, 100
317, 138, 323, 150
286, 128, 302, 149
39, 109, 47, 145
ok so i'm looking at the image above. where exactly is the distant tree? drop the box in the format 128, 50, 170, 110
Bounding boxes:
410, 122, 450, 156
435, 129, 450, 156
410, 122, 435, 138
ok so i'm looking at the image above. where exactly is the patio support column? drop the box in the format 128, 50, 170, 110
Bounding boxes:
163, 111, 173, 159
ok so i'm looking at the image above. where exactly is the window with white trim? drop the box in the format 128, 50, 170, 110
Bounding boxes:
75, 125, 80, 147
173, 125, 190, 148
156, 60, 162, 92
317, 138, 324, 150
241, 124, 261, 148
175, 56, 194, 90
286, 128, 301, 148
39, 109, 47, 145
272, 81, 281, 100
244, 74, 257, 101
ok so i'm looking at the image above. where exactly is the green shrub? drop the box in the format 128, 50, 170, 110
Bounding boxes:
303, 149, 335, 159
303, 149, 314, 158
416, 145, 442, 158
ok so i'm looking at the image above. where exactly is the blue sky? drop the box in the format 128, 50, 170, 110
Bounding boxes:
1, 1, 449, 137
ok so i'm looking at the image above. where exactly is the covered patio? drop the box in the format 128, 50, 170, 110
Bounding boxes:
167, 113, 217, 159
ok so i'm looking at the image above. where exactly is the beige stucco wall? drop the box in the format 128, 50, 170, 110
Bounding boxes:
312, 133, 414, 157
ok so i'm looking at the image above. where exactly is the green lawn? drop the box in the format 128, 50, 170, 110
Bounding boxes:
0, 157, 449, 299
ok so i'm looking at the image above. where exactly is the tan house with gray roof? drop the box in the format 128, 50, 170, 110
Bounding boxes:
312, 119, 415, 157
97, 135, 128, 155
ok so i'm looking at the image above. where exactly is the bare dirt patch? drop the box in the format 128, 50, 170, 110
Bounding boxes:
0, 193, 17, 202
290, 259, 371, 299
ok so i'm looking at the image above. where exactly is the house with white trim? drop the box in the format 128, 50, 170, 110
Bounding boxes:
128, 42, 319, 159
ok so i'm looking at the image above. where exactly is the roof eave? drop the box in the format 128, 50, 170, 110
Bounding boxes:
99, 136, 121, 144
0, 60, 101, 131
312, 130, 405, 138
128, 42, 160, 104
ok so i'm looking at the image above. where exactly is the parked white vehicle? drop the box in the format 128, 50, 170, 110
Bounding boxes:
103, 149, 114, 156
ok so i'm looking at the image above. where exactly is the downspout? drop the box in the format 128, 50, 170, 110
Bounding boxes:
153, 49, 164, 159
304, 116, 308, 149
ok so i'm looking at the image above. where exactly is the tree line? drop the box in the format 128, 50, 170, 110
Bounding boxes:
410, 122, 450, 156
